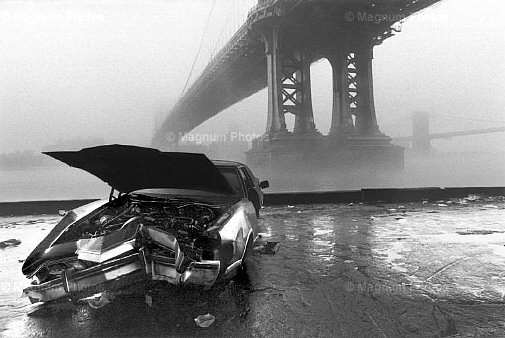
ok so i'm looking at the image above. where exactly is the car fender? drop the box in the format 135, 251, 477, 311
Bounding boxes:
218, 198, 257, 273
22, 199, 109, 277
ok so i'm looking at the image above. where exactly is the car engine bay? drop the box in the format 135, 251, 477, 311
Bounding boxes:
56, 195, 222, 242
34, 195, 228, 283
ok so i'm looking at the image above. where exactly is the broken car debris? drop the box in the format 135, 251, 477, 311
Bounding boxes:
194, 313, 216, 328
0, 239, 21, 248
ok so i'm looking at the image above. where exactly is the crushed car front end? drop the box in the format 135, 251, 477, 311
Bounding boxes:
22, 191, 257, 304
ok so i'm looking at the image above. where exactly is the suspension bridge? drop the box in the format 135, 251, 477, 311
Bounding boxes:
151, 0, 444, 170
392, 112, 505, 154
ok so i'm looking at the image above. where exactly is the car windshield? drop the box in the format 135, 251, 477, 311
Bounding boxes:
217, 167, 243, 195
131, 188, 240, 204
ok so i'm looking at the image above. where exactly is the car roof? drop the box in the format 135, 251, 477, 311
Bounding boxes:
211, 159, 245, 168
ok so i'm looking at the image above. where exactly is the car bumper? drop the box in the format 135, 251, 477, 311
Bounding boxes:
23, 228, 221, 304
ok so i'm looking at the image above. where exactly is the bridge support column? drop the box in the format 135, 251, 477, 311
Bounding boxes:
263, 26, 286, 135
291, 49, 317, 134
353, 48, 380, 135
328, 43, 383, 140
263, 27, 318, 136
328, 50, 354, 139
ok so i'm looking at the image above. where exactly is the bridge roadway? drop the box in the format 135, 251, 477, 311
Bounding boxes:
152, 0, 441, 147
395, 126, 505, 142
1, 199, 505, 336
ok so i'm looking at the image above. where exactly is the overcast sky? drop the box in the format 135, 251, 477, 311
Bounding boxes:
1, 0, 504, 153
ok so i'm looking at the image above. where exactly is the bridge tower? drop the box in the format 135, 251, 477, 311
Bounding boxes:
151, 0, 445, 176
247, 3, 404, 172
411, 111, 431, 154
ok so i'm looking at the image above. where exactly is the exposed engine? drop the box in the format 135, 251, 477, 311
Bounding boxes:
57, 197, 220, 240
47, 196, 225, 278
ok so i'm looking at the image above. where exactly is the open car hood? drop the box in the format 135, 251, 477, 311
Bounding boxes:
44, 144, 235, 195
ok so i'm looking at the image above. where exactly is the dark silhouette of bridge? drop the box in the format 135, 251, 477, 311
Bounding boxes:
152, 0, 443, 170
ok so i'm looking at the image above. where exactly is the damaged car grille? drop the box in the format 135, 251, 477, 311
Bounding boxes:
31, 198, 223, 287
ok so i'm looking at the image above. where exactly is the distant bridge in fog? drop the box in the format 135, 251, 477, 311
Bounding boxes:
395, 127, 505, 142
393, 112, 505, 153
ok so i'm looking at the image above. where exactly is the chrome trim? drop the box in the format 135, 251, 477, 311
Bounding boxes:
77, 240, 136, 263
241, 229, 253, 261
62, 269, 70, 293
181, 260, 221, 286
151, 261, 180, 283
225, 259, 242, 275
25, 255, 223, 303
24, 253, 143, 303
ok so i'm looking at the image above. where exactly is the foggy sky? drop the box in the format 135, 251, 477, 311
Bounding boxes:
1, 0, 504, 153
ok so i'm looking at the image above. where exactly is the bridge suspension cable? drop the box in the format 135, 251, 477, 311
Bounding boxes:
176, 0, 256, 103
177, 0, 217, 102
211, 2, 235, 58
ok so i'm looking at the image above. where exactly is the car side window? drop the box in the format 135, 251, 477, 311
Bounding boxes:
217, 167, 245, 196
243, 166, 259, 186
238, 167, 253, 189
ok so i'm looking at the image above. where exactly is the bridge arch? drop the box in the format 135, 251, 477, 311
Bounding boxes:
310, 58, 333, 135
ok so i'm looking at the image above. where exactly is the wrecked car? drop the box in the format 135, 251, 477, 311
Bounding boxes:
22, 145, 268, 307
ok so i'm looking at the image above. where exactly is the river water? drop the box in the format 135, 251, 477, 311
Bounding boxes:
1, 199, 505, 337
1, 152, 504, 201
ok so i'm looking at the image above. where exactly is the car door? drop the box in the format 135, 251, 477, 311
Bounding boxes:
238, 166, 261, 216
